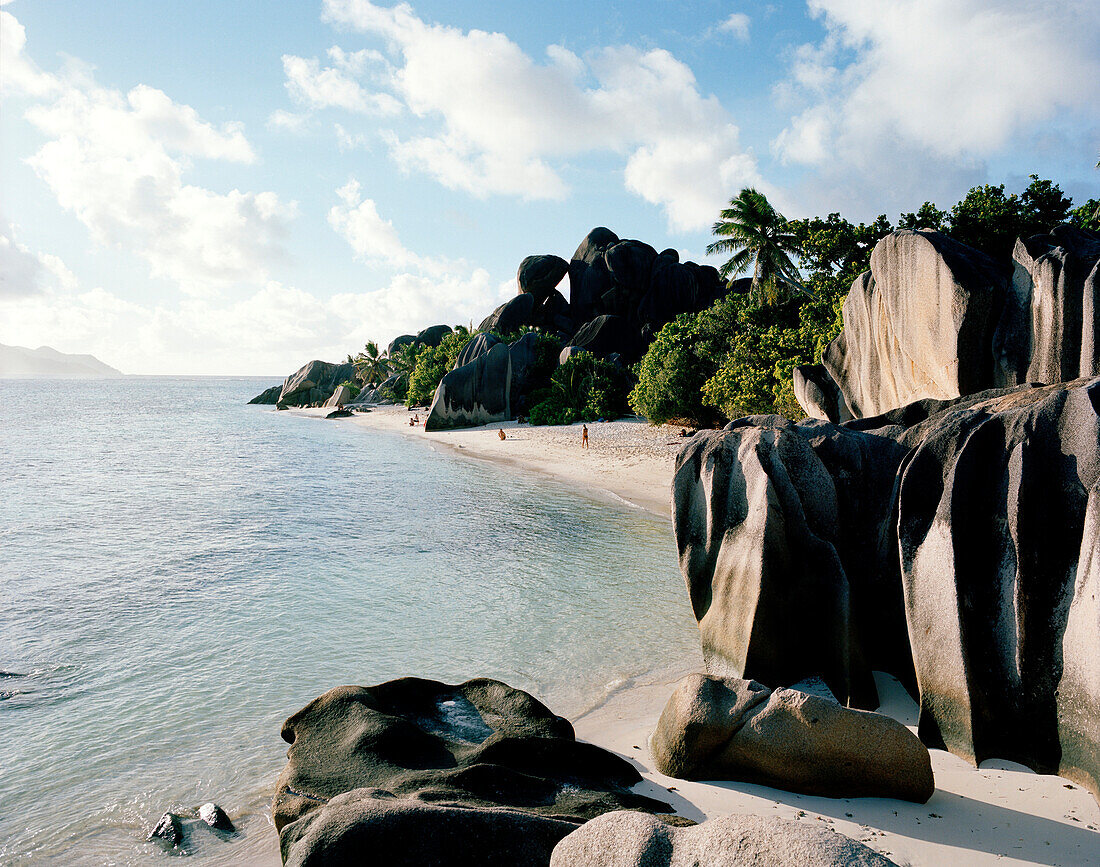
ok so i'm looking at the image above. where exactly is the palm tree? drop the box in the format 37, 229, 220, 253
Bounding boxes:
706, 188, 806, 304
353, 341, 387, 385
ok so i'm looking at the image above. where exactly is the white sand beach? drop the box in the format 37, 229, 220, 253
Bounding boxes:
295, 405, 1100, 866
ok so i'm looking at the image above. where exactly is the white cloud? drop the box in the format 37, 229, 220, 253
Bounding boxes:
774, 0, 1100, 168
0, 219, 78, 298
320, 0, 761, 231
267, 108, 313, 133
328, 178, 420, 267
717, 13, 751, 42
0, 10, 59, 98
334, 122, 371, 151
281, 48, 403, 115
10, 9, 296, 295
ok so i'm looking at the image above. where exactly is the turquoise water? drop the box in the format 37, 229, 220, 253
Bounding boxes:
0, 377, 699, 864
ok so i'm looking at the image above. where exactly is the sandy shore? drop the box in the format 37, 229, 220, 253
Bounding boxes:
291, 405, 1100, 865
343, 405, 684, 518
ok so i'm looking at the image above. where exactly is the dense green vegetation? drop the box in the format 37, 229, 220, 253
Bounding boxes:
406, 327, 474, 407
528, 352, 632, 426
632, 174, 1098, 427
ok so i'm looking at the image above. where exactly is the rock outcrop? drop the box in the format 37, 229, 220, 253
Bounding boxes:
550, 812, 897, 867
322, 385, 354, 408
274, 678, 671, 866
455, 333, 502, 368
248, 384, 282, 405
651, 674, 933, 802
798, 226, 1100, 422
277, 360, 357, 409
672, 417, 912, 708
425, 342, 511, 430
672, 376, 1100, 804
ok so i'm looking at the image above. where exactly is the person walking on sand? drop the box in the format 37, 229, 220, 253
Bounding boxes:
581, 424, 589, 449
498, 428, 506, 441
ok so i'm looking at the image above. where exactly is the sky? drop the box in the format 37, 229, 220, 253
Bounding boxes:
1, 0, 1098, 375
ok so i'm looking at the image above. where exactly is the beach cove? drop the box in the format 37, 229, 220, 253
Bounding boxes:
286, 405, 1100, 866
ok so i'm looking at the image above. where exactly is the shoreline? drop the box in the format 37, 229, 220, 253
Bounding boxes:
297, 405, 684, 519
286, 404, 1100, 865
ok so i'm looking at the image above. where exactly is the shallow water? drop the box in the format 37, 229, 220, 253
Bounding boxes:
0, 377, 699, 864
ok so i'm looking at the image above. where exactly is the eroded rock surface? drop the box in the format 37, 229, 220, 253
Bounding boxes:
425, 341, 511, 430
550, 811, 897, 867
277, 360, 357, 409
651, 674, 933, 802
673, 377, 1100, 805
274, 678, 671, 866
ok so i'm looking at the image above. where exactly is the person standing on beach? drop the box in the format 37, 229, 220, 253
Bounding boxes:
581, 424, 589, 449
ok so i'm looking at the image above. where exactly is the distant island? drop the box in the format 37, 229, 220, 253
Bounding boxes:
0, 343, 123, 378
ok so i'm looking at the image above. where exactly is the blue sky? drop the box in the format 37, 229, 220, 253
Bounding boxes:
2, 0, 1098, 374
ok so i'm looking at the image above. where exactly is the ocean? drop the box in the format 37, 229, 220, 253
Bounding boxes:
0, 377, 699, 864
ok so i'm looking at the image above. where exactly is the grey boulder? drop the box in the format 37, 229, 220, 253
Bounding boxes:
198, 802, 234, 832
518, 254, 569, 304
479, 292, 535, 335
148, 811, 183, 848
550, 811, 896, 867
425, 341, 511, 430
651, 674, 933, 802
277, 360, 357, 408
455, 332, 502, 369
248, 384, 282, 405
274, 677, 671, 866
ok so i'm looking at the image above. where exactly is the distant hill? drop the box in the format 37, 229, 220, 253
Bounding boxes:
0, 343, 123, 378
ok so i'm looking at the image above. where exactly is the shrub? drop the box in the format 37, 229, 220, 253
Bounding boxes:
406, 328, 474, 407
528, 353, 632, 426
338, 380, 361, 399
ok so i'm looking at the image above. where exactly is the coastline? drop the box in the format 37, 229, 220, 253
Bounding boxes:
296, 405, 684, 519
290, 403, 1100, 866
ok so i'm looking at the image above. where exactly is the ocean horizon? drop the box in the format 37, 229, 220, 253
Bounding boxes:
0, 377, 698, 864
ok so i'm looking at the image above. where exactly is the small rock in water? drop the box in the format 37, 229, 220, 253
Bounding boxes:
148, 811, 183, 847
198, 802, 234, 832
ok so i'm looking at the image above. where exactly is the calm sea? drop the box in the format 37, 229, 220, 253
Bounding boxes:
0, 377, 699, 864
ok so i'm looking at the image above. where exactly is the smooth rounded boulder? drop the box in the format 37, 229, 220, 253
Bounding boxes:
651, 674, 934, 802
518, 254, 569, 304
479, 292, 535, 335
426, 341, 511, 430
550, 811, 897, 867
273, 677, 671, 866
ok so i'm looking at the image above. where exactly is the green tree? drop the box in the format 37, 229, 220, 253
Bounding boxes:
353, 340, 388, 385
706, 188, 805, 304
406, 327, 474, 407
786, 213, 893, 286
897, 202, 948, 232
528, 353, 632, 426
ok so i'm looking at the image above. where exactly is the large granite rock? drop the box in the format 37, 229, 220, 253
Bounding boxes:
821, 230, 1009, 419
570, 315, 637, 363
792, 364, 852, 423
274, 678, 671, 866
800, 226, 1100, 421
1009, 224, 1100, 385
568, 228, 619, 324
322, 385, 355, 408
673, 376, 1100, 805
508, 331, 543, 400
672, 417, 912, 708
518, 255, 569, 304
416, 324, 453, 349
425, 342, 511, 430
278, 360, 357, 408
892, 377, 1100, 799
651, 674, 933, 802
455, 333, 501, 369
387, 334, 417, 357
550, 812, 896, 867
479, 293, 536, 336
349, 372, 403, 406
248, 384, 282, 405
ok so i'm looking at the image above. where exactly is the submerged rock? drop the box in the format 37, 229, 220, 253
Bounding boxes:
198, 802, 235, 832
274, 677, 671, 866
148, 811, 183, 848
651, 674, 933, 802
550, 812, 897, 867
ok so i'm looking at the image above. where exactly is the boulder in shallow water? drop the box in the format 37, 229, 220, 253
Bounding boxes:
273, 677, 671, 866
198, 802, 234, 832
651, 674, 933, 802
148, 811, 183, 847
550, 811, 897, 867
248, 384, 281, 405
